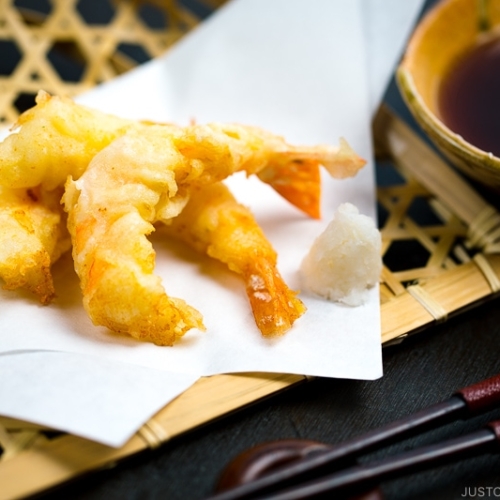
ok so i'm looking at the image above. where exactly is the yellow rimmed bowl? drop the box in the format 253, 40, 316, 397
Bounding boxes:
397, 0, 500, 189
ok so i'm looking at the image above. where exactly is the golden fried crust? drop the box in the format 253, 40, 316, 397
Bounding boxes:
63, 133, 205, 345
0, 186, 70, 303
163, 182, 306, 336
0, 91, 366, 344
0, 91, 149, 190
61, 119, 363, 343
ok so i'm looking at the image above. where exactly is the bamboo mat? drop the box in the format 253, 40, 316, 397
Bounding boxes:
2, 1, 500, 498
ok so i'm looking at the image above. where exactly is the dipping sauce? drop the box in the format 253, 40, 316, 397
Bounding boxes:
438, 36, 500, 157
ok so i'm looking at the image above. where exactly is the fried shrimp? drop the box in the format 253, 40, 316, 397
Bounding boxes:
0, 186, 70, 303
163, 182, 306, 336
0, 91, 366, 344
0, 91, 365, 218
170, 124, 365, 218
63, 120, 361, 344
0, 91, 158, 190
63, 130, 204, 346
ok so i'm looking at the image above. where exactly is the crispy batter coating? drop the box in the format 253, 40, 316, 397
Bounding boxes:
0, 91, 367, 344
0, 91, 154, 190
0, 91, 365, 218
63, 130, 203, 346
164, 182, 307, 336
63, 119, 361, 344
172, 124, 365, 218
0, 186, 70, 303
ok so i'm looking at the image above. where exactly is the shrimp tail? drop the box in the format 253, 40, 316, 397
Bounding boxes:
245, 259, 306, 337
257, 138, 366, 219
257, 159, 321, 219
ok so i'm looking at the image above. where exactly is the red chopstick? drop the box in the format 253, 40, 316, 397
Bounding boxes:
207, 373, 500, 500
258, 420, 500, 499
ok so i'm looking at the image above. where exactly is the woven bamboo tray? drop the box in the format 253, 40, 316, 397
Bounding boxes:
1, 1, 500, 498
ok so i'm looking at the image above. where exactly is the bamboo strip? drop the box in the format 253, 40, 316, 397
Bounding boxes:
389, 265, 447, 283
402, 218, 456, 269
381, 254, 500, 343
0, 429, 40, 462
406, 284, 448, 322
380, 283, 397, 304
0, 434, 146, 500
381, 266, 406, 297
473, 254, 500, 292
148, 373, 306, 440
0, 417, 53, 433
381, 223, 466, 241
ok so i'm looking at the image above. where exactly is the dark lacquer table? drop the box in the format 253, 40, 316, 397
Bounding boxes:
31, 1, 500, 498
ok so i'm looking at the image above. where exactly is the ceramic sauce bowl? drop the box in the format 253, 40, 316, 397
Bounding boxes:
398, 0, 500, 189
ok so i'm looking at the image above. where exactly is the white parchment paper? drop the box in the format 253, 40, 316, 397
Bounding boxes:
0, 0, 424, 446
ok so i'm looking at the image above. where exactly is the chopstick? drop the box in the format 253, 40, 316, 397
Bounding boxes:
258, 419, 500, 500
207, 373, 500, 500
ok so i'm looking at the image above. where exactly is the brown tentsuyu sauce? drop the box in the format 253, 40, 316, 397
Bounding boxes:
438, 36, 500, 158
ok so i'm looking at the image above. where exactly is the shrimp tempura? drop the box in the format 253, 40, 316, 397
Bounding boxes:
0, 91, 159, 190
0, 91, 367, 343
163, 182, 306, 336
0, 91, 365, 217
63, 130, 204, 346
171, 124, 365, 219
63, 120, 362, 344
0, 186, 70, 303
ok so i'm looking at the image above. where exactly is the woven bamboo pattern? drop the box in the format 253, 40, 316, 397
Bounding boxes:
1, 1, 500, 498
0, 0, 227, 124
374, 106, 500, 344
377, 124, 471, 300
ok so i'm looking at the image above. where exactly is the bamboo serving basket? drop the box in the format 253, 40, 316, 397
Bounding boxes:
1, 1, 500, 498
